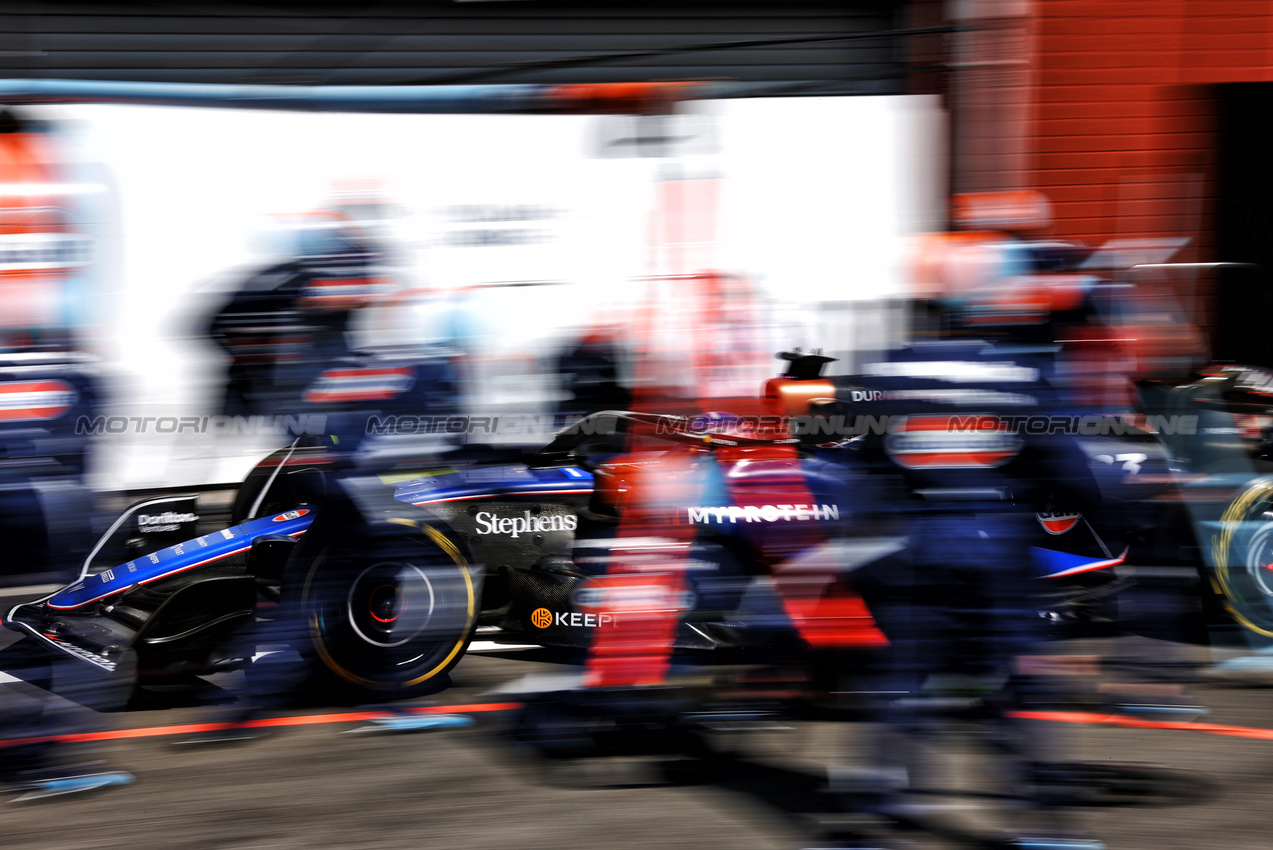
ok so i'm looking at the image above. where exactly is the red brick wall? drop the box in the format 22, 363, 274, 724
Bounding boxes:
1031, 2, 1247, 251
1026, 1, 1273, 332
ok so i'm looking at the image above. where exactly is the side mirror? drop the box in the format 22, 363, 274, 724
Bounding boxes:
778, 349, 838, 380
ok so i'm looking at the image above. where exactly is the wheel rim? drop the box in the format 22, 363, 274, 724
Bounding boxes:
1245, 519, 1273, 600
346, 562, 437, 649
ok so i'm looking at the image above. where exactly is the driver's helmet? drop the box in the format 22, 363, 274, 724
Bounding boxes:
911, 192, 1096, 335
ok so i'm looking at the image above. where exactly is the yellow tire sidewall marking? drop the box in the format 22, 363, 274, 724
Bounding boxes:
1213, 478, 1273, 638
307, 526, 476, 689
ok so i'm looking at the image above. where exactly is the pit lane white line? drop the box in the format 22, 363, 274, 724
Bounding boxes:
467, 641, 542, 652
0, 584, 64, 598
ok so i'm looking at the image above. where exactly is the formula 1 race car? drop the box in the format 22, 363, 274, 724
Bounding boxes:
4, 345, 1170, 703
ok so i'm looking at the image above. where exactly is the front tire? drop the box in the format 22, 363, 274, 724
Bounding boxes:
295, 524, 478, 700
1213, 477, 1273, 637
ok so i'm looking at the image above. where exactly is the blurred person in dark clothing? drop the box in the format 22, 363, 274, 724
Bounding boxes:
206, 210, 396, 418
553, 324, 631, 420
819, 196, 1158, 849
821, 343, 1106, 850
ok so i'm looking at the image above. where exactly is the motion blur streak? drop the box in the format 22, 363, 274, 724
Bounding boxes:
0, 702, 523, 748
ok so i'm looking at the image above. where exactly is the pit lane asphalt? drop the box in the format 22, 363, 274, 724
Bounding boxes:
0, 588, 1271, 850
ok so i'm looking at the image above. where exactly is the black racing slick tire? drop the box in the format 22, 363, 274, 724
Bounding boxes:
295, 523, 479, 701
1213, 477, 1273, 638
